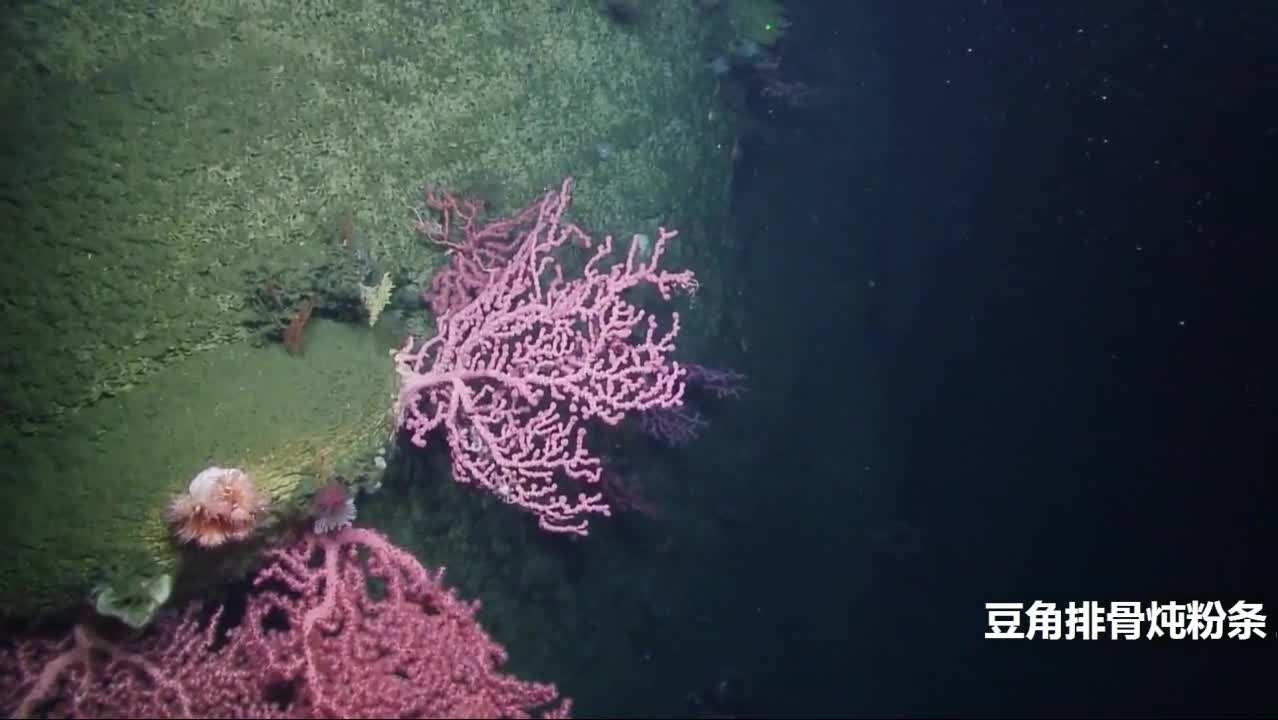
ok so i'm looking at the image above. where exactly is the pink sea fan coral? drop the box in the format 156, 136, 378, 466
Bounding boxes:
0, 528, 571, 718
168, 466, 267, 548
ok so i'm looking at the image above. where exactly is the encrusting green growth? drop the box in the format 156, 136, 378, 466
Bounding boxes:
360, 272, 395, 327
0, 320, 395, 618
92, 573, 172, 629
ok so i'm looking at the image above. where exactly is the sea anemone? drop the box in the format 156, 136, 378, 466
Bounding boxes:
311, 478, 356, 534
169, 466, 267, 548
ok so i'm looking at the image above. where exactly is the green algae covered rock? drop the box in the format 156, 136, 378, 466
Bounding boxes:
0, 318, 396, 617
0, 0, 737, 617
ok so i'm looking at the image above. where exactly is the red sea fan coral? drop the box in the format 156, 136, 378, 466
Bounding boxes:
168, 466, 267, 547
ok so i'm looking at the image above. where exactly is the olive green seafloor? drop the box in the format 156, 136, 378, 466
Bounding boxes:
0, 318, 397, 616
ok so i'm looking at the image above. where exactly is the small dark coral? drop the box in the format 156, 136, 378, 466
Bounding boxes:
599, 0, 645, 28
282, 298, 314, 355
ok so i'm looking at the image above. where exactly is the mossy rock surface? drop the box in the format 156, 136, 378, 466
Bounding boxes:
0, 318, 395, 616
0, 0, 739, 616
